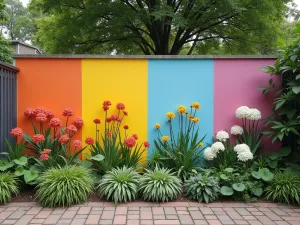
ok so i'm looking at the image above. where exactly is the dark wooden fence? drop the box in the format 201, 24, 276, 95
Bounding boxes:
0, 61, 19, 154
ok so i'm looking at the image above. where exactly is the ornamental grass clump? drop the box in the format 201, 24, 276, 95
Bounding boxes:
36, 166, 94, 207
265, 171, 300, 204
98, 167, 140, 204
185, 173, 220, 203
139, 167, 182, 202
0, 173, 19, 204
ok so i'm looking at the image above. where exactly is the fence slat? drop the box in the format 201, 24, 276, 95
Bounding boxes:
0, 62, 19, 154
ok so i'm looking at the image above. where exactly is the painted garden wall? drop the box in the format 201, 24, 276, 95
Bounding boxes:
15, 56, 277, 158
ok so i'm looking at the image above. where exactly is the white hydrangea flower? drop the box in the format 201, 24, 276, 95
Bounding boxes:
234, 143, 251, 154
236, 106, 250, 119
216, 130, 229, 142
211, 142, 225, 153
203, 147, 216, 160
230, 125, 243, 135
237, 151, 253, 162
247, 108, 262, 120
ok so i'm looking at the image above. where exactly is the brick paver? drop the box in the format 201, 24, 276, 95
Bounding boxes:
0, 202, 298, 224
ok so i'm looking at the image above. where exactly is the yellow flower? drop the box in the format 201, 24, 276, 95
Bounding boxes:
188, 115, 194, 120
191, 102, 200, 110
155, 123, 161, 129
166, 112, 176, 119
161, 136, 170, 142
198, 142, 203, 147
192, 118, 200, 123
177, 106, 187, 114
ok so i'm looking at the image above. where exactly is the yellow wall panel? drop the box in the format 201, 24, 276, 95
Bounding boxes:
82, 59, 148, 160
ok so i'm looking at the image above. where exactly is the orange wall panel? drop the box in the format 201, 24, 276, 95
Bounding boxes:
16, 59, 82, 142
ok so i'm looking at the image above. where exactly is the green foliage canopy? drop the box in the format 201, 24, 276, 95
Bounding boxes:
30, 0, 290, 55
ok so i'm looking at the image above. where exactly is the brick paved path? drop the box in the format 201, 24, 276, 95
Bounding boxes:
0, 202, 299, 225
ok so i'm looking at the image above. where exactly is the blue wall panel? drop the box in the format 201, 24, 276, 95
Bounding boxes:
147, 59, 214, 158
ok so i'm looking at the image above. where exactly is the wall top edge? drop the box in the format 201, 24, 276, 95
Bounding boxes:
13, 54, 278, 59
0, 61, 20, 72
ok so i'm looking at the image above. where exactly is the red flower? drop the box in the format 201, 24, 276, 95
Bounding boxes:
59, 135, 69, 144
111, 114, 118, 121
45, 110, 54, 119
93, 119, 101, 124
132, 134, 138, 140
117, 117, 122, 122
106, 117, 112, 123
72, 140, 82, 148
62, 108, 74, 117
123, 111, 128, 116
24, 108, 34, 117
40, 153, 49, 161
66, 125, 77, 134
33, 107, 46, 115
32, 134, 45, 143
42, 149, 52, 154
116, 103, 125, 110
106, 131, 112, 137
10, 128, 23, 137
125, 137, 136, 148
49, 118, 62, 128
36, 113, 47, 122
74, 117, 84, 128
123, 125, 129, 130
144, 141, 150, 149
55, 130, 62, 138
103, 105, 109, 111
103, 101, 112, 106
85, 137, 94, 145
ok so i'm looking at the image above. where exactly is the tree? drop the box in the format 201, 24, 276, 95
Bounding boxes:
0, 0, 13, 64
31, 0, 290, 55
1, 0, 37, 42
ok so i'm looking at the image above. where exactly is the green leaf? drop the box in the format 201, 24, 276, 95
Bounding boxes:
232, 183, 246, 192
252, 171, 261, 179
80, 160, 93, 168
267, 159, 278, 169
278, 147, 291, 157
23, 170, 39, 184
220, 186, 234, 196
13, 156, 28, 166
14, 166, 25, 176
220, 174, 229, 180
295, 74, 300, 80
252, 187, 263, 197
83, 152, 91, 159
224, 168, 234, 173
0, 159, 14, 171
292, 86, 300, 94
258, 168, 274, 182
91, 154, 105, 162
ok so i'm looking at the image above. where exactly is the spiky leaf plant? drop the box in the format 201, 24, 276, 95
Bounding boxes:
265, 171, 300, 204
0, 173, 19, 204
98, 166, 140, 204
36, 166, 94, 207
139, 167, 182, 202
185, 174, 220, 203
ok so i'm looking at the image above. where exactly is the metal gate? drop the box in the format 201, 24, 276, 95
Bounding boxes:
0, 61, 19, 154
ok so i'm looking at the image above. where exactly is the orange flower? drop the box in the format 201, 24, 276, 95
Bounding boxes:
49, 118, 62, 128
177, 106, 187, 114
85, 137, 94, 145
192, 118, 200, 123
58, 135, 69, 144
32, 134, 45, 143
123, 125, 129, 129
125, 137, 136, 148
191, 102, 200, 110
166, 112, 176, 119
155, 124, 161, 129
93, 119, 101, 124
188, 115, 194, 120
144, 141, 150, 149
162, 136, 169, 142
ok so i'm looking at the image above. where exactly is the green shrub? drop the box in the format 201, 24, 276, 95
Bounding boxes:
98, 167, 140, 204
139, 167, 182, 202
36, 166, 94, 207
265, 171, 300, 204
185, 174, 220, 203
0, 173, 19, 204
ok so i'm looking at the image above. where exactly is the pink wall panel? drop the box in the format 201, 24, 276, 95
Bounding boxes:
214, 59, 278, 151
